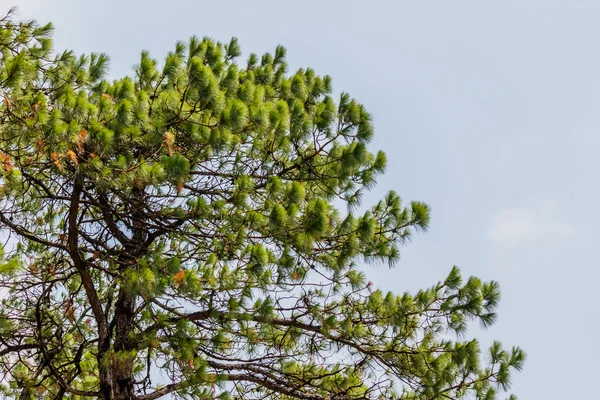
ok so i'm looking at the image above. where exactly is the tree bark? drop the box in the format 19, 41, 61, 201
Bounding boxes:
110, 185, 146, 399
112, 288, 137, 399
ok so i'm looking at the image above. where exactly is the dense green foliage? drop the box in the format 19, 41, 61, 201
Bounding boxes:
0, 9, 524, 400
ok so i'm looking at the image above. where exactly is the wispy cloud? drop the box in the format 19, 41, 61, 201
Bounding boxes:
487, 194, 573, 248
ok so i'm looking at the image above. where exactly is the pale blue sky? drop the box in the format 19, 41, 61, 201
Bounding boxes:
5, 0, 599, 398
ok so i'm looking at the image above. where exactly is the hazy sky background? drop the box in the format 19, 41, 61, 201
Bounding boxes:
3, 1, 598, 398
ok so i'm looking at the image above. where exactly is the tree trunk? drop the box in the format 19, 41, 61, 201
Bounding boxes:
112, 289, 137, 399
97, 186, 146, 399
99, 363, 113, 400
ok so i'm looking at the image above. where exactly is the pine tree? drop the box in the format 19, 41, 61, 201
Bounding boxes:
0, 9, 524, 400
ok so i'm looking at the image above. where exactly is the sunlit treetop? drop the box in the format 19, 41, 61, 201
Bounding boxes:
0, 8, 524, 400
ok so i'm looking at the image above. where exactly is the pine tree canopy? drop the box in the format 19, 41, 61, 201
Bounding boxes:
0, 9, 524, 400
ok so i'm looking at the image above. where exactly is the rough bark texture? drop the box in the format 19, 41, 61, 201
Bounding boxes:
112, 290, 137, 399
